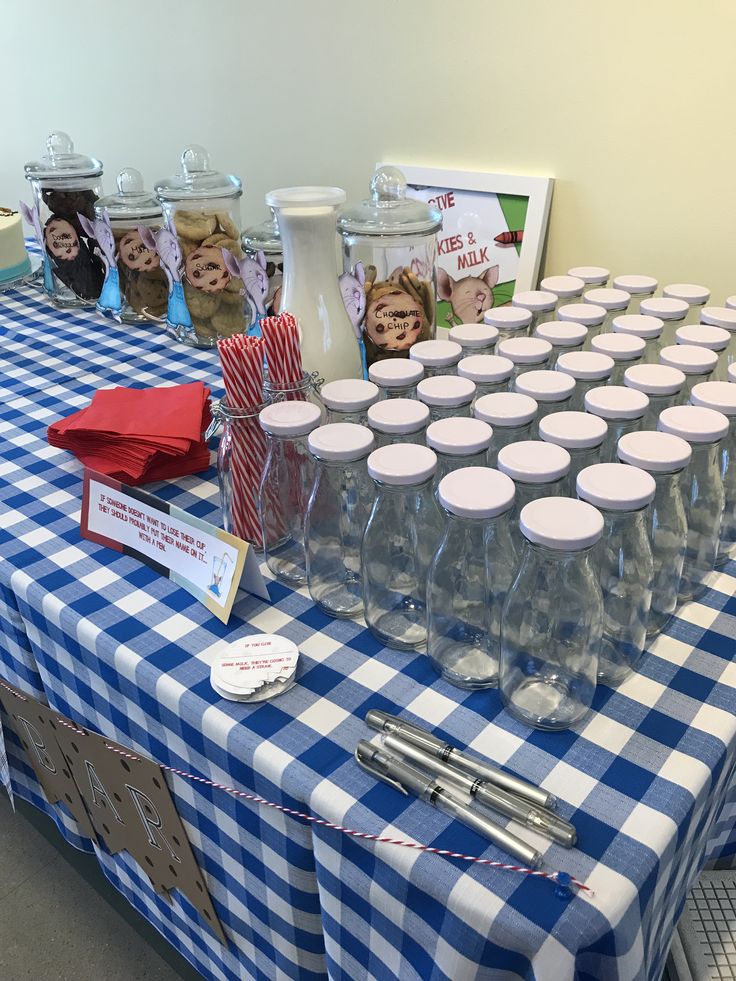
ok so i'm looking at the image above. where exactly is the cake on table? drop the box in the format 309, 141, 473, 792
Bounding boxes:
0, 207, 32, 283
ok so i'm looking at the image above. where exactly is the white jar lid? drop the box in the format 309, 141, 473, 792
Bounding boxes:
320, 378, 380, 411
613, 274, 658, 295
438, 466, 515, 519
520, 497, 603, 550
539, 410, 607, 449
474, 391, 538, 427
584, 385, 649, 420
368, 358, 424, 388
726, 296, 736, 311
658, 405, 729, 443
577, 462, 655, 511
590, 332, 646, 361
659, 344, 718, 375
558, 302, 606, 327
417, 375, 476, 407
367, 397, 430, 434
259, 400, 322, 436
700, 306, 736, 331
663, 283, 710, 305
690, 381, 736, 417
729, 362, 736, 383
556, 351, 614, 381
639, 297, 689, 321
583, 288, 630, 311
457, 354, 513, 384
617, 431, 692, 472
512, 290, 557, 312
497, 337, 552, 365
308, 423, 375, 461
449, 323, 499, 349
675, 324, 730, 351
367, 443, 437, 485
427, 417, 493, 455
568, 265, 609, 285
534, 320, 587, 347
514, 369, 575, 403
540, 275, 585, 298
624, 363, 685, 396
497, 440, 571, 483
613, 313, 664, 339
484, 306, 532, 329
409, 339, 462, 368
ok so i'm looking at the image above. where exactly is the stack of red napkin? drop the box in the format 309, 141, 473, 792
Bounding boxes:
48, 382, 212, 485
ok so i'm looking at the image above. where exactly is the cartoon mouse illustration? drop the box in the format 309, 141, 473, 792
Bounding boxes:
138, 220, 193, 331
338, 261, 368, 377
78, 209, 122, 318
221, 249, 269, 337
437, 265, 500, 324
19, 200, 54, 292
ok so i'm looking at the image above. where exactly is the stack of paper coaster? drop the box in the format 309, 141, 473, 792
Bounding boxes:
210, 634, 299, 703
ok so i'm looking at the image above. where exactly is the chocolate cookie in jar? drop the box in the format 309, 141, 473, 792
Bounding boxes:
242, 211, 283, 319
23, 131, 105, 308
338, 167, 441, 369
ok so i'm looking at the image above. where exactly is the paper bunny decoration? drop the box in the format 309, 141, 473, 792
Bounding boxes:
138, 221, 193, 331
78, 209, 122, 318
338, 261, 368, 377
19, 200, 54, 292
221, 249, 269, 336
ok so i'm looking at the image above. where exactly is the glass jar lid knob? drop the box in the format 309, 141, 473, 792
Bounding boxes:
46, 131, 74, 159
116, 167, 145, 196
180, 144, 211, 178
370, 166, 406, 206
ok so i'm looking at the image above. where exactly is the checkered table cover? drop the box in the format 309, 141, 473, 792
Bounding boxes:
1, 277, 735, 981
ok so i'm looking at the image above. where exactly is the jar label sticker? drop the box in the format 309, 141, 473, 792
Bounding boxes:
185, 245, 230, 294
119, 229, 161, 272
44, 217, 80, 261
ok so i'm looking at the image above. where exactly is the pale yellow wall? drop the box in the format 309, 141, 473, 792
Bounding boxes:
5, 0, 736, 301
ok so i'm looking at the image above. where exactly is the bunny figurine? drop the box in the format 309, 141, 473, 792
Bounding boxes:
221, 249, 269, 337
138, 220, 193, 334
19, 200, 54, 293
78, 209, 122, 318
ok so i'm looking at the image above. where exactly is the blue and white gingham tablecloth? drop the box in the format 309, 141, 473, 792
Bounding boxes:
1, 274, 735, 981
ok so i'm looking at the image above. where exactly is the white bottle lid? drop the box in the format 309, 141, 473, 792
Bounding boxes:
497, 336, 552, 365
663, 283, 710, 305
557, 302, 606, 327
726, 296, 736, 311
540, 274, 585, 298
556, 351, 614, 381
675, 324, 730, 352
427, 417, 494, 455
539, 410, 607, 449
568, 265, 609, 285
497, 440, 571, 483
613, 274, 658, 295
577, 462, 655, 511
308, 423, 375, 461
320, 378, 380, 412
658, 405, 729, 443
368, 358, 424, 389
534, 320, 587, 347
448, 323, 499, 350
659, 344, 718, 376
613, 313, 664, 339
729, 363, 736, 383
700, 306, 736, 331
583, 288, 630, 311
367, 443, 437, 485
409, 339, 462, 368
457, 354, 514, 384
590, 332, 646, 361
690, 381, 736, 417
512, 290, 557, 312
417, 375, 476, 407
259, 400, 322, 436
617, 431, 692, 472
520, 497, 603, 550
367, 398, 430, 435
484, 306, 533, 330
474, 391, 538, 427
624, 363, 685, 396
514, 369, 575, 403
584, 385, 649, 420
640, 297, 689, 321
438, 466, 515, 519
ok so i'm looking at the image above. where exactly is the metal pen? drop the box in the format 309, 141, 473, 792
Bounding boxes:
356, 740, 542, 869
366, 710, 555, 811
382, 732, 576, 848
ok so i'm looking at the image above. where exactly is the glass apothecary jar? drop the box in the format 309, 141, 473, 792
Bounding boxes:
242, 211, 283, 318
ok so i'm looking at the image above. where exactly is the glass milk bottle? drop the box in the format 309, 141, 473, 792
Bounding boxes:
427, 467, 517, 688
485, 305, 533, 340
458, 355, 514, 402
512, 290, 557, 331
568, 265, 609, 288
368, 357, 424, 399
640, 297, 689, 348
417, 375, 476, 421
497, 440, 571, 552
612, 274, 658, 313
690, 382, 736, 567
558, 302, 606, 345
474, 392, 538, 468
675, 324, 730, 367
409, 339, 462, 377
613, 313, 665, 362
590, 333, 645, 386
362, 444, 444, 650
534, 321, 587, 368
576, 463, 655, 685
584, 385, 649, 463
320, 379, 379, 424
556, 351, 614, 411
540, 274, 585, 313
700, 306, 736, 382
449, 323, 498, 356
582, 288, 630, 340
367, 398, 429, 447
659, 345, 718, 404
497, 337, 552, 385
663, 283, 710, 324
305, 423, 375, 617
618, 431, 692, 637
426, 417, 493, 484
499, 497, 604, 730
514, 370, 575, 433
539, 410, 608, 494
624, 364, 686, 431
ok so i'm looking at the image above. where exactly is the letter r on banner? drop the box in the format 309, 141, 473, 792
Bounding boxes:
126, 785, 181, 864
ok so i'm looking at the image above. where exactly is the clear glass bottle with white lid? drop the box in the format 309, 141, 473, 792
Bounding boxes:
624, 363, 686, 430
497, 336, 552, 385
512, 290, 557, 332
590, 332, 646, 385
727, 297, 736, 311
417, 375, 476, 421
584, 385, 649, 463
613, 313, 665, 361
320, 378, 380, 424
426, 417, 493, 484
540, 274, 585, 313
514, 370, 575, 432
368, 357, 424, 399
409, 339, 462, 377
640, 297, 689, 347
497, 440, 571, 552
568, 265, 609, 287
367, 398, 429, 447
658, 405, 729, 602
576, 463, 655, 685
427, 467, 517, 689
663, 283, 710, 325
499, 497, 604, 730
675, 323, 730, 356
448, 323, 498, 356
361, 444, 444, 650
689, 382, 736, 567
457, 354, 514, 401
557, 302, 607, 345
474, 392, 538, 467
539, 410, 608, 494
659, 345, 718, 403
485, 305, 533, 340
699, 307, 736, 382
583, 288, 630, 340
556, 351, 615, 411
730, 363, 736, 383
305, 423, 375, 617
617, 431, 691, 638
612, 274, 658, 313
534, 320, 587, 367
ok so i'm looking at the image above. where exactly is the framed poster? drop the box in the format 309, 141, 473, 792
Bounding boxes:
382, 164, 553, 328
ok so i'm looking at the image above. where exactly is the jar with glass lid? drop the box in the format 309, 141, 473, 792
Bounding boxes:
338, 167, 441, 368
242, 210, 283, 317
